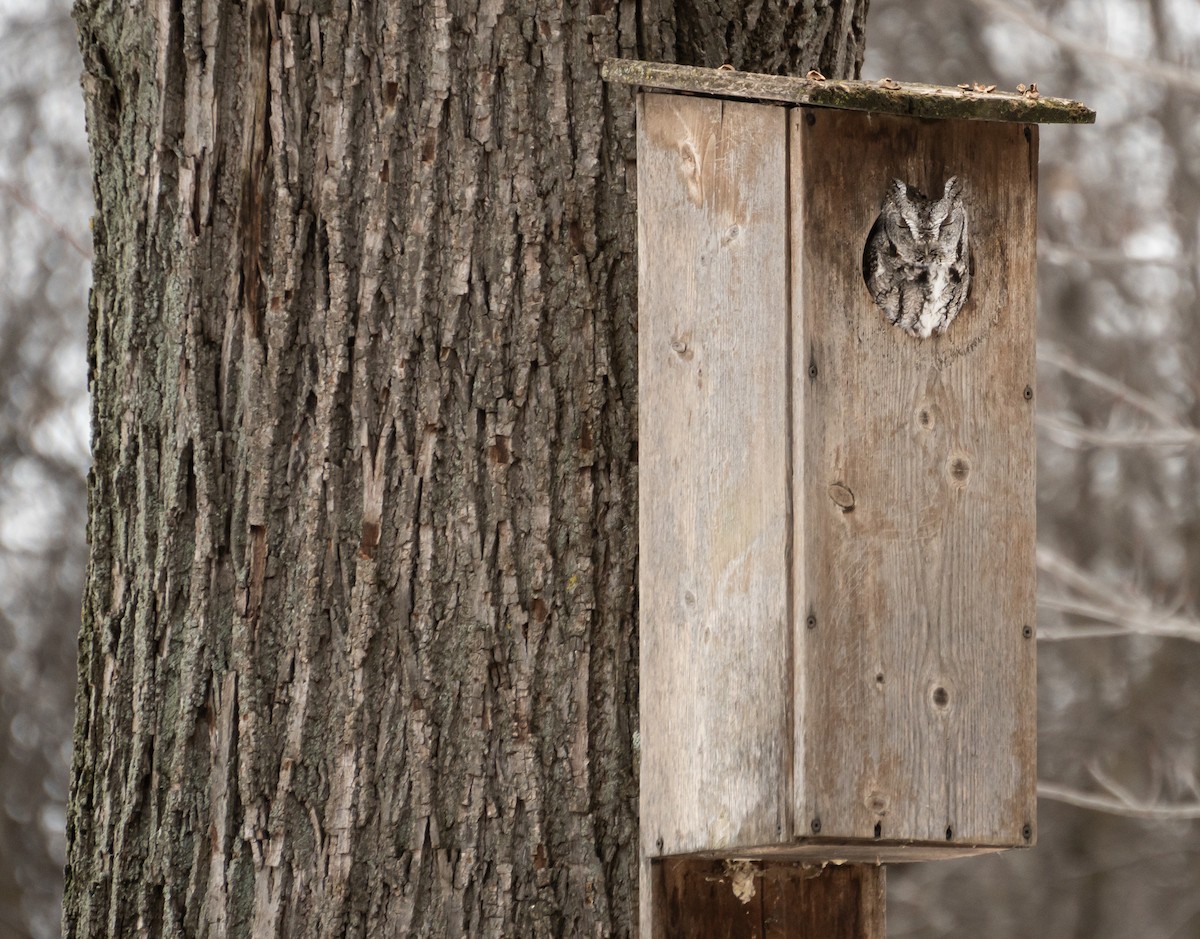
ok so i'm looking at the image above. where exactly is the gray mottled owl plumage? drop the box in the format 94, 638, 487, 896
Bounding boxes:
862, 176, 971, 339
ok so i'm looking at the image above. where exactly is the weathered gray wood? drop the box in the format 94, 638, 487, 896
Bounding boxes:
656, 840, 1005, 863
604, 58, 1095, 124
636, 95, 1038, 870
638, 91, 791, 860
792, 108, 1038, 850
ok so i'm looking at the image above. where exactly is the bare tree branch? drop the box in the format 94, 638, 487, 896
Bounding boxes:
1038, 596, 1200, 642
1040, 764, 1200, 820
1038, 546, 1200, 642
970, 0, 1200, 95
1039, 781, 1200, 819
1039, 341, 1185, 424
0, 178, 92, 259
1040, 241, 1192, 269
1038, 415, 1200, 449
1035, 343, 1199, 448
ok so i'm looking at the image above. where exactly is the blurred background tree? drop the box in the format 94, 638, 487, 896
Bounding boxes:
0, 0, 1197, 936
0, 3, 91, 938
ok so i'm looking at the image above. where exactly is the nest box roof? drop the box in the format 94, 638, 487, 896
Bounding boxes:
602, 59, 1095, 125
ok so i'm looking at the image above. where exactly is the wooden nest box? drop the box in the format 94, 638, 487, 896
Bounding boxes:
604, 60, 1094, 865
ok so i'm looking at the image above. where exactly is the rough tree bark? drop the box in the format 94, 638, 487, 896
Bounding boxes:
65, 1, 867, 936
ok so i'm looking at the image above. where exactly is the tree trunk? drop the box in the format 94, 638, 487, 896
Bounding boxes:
65, 2, 867, 936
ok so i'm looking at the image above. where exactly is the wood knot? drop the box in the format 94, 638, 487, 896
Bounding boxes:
828, 483, 855, 512
669, 335, 692, 360
947, 454, 971, 487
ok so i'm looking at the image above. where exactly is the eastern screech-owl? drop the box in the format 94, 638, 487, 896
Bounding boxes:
862, 176, 971, 338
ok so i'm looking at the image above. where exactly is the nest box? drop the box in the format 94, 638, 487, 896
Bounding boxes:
603, 61, 1094, 865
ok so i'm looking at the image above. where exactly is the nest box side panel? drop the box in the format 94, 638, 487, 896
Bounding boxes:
638, 92, 791, 856
791, 108, 1038, 850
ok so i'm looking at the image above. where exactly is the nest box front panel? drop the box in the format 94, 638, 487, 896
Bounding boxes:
792, 108, 1038, 851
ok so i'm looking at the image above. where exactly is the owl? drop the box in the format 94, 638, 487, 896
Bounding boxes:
862, 177, 971, 338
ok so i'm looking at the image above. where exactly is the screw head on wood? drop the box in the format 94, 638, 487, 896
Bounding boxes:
1022, 624, 1033, 639
811, 818, 822, 833
1023, 384, 1033, 401
1022, 823, 1033, 841
806, 614, 817, 630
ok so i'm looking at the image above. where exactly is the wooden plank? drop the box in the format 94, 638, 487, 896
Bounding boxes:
791, 108, 1038, 849
604, 59, 1095, 125
651, 860, 885, 939
638, 92, 790, 859
648, 840, 1004, 863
